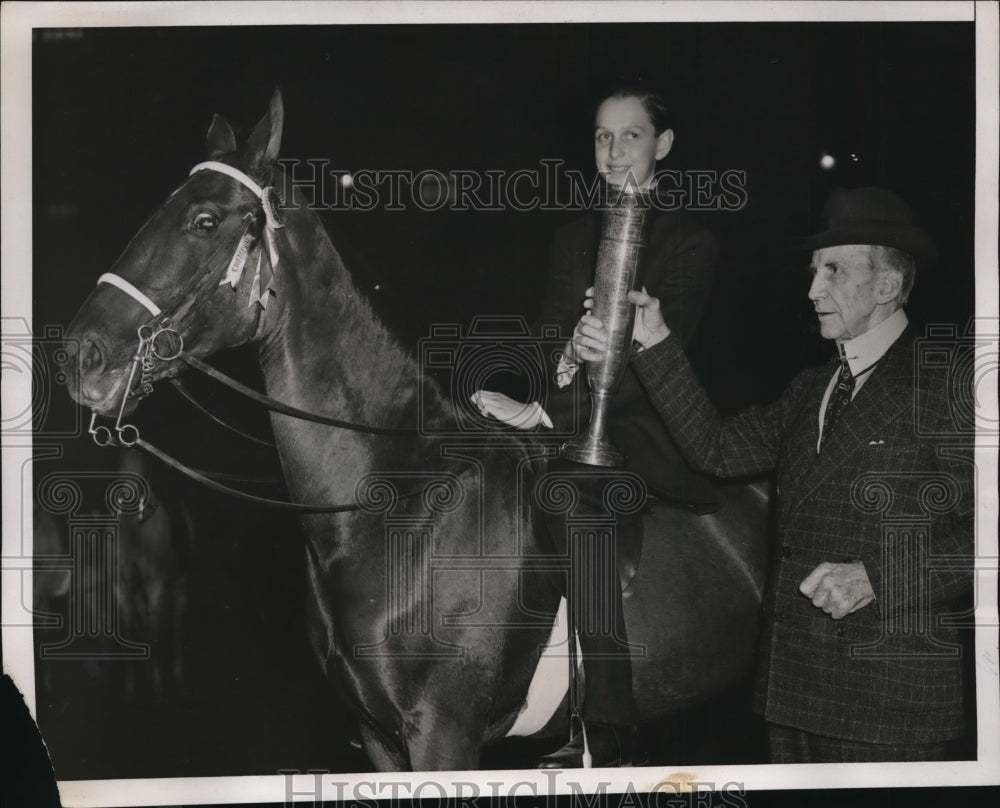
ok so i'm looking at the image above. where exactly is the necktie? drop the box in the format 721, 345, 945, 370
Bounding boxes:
820, 353, 855, 451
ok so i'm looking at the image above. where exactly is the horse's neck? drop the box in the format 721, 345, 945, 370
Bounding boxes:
255, 213, 437, 497
264, 233, 412, 410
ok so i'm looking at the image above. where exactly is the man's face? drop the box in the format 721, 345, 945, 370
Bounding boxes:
808, 245, 884, 342
594, 96, 673, 189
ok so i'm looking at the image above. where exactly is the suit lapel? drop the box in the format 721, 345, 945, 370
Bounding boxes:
788, 330, 914, 518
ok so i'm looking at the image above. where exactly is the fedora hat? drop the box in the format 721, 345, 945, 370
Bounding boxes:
801, 186, 938, 269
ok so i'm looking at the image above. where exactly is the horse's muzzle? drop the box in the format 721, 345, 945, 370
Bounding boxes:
59, 335, 134, 416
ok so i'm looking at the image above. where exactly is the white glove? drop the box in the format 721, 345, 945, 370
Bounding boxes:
470, 390, 553, 430
555, 339, 580, 388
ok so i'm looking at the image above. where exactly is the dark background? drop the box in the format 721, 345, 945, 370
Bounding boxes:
22, 21, 978, 785
32, 23, 977, 389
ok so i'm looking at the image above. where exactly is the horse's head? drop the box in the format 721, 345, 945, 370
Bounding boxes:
62, 91, 286, 417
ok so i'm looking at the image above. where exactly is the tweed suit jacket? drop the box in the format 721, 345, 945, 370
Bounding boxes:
537, 209, 719, 510
633, 325, 974, 744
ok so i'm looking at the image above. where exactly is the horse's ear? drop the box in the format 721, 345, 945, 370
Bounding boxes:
205, 114, 237, 160
245, 88, 284, 181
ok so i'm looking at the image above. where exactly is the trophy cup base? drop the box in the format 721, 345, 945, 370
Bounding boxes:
560, 439, 627, 468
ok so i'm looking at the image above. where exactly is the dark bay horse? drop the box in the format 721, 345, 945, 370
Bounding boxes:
113, 449, 195, 702
61, 91, 769, 771
32, 451, 193, 703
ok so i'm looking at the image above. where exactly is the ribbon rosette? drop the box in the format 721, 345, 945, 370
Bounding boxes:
192, 161, 285, 309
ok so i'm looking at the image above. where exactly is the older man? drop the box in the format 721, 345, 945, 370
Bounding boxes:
573, 187, 974, 762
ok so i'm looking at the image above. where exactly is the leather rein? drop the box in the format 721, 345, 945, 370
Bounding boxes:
88, 161, 421, 513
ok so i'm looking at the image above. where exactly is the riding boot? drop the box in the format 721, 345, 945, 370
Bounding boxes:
536, 485, 642, 768
537, 722, 637, 768
537, 586, 642, 768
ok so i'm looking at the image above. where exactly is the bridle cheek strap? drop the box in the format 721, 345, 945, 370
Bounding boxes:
96, 273, 162, 317
191, 160, 284, 308
96, 160, 286, 320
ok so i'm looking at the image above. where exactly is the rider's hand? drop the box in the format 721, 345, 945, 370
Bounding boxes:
471, 390, 553, 430
555, 340, 580, 388
575, 287, 672, 359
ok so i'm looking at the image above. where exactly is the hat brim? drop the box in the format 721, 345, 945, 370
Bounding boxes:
799, 224, 938, 270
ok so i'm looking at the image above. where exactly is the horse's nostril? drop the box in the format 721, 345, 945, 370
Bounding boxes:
78, 337, 105, 375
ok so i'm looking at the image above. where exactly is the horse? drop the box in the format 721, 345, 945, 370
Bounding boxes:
32, 504, 72, 700
31, 453, 194, 705
112, 448, 195, 703
60, 90, 770, 771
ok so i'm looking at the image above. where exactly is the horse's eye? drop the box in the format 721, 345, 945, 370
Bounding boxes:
191, 212, 219, 234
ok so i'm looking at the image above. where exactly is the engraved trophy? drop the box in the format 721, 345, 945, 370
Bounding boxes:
560, 187, 652, 467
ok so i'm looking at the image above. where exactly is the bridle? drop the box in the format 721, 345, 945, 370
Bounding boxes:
87, 160, 422, 513
89, 159, 283, 449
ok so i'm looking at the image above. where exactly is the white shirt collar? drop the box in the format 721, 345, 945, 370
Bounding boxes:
838, 308, 908, 376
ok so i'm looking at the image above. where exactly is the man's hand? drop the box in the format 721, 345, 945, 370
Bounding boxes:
573, 286, 672, 361
799, 561, 875, 619
470, 390, 553, 430
628, 288, 671, 349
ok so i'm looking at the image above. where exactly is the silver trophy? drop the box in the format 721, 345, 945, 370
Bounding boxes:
561, 187, 652, 467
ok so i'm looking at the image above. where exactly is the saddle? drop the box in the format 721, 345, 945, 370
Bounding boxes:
534, 458, 649, 595
542, 369, 719, 518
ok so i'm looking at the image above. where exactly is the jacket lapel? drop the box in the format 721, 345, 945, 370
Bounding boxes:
787, 329, 914, 518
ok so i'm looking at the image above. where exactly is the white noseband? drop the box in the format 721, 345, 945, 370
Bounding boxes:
96, 272, 162, 317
